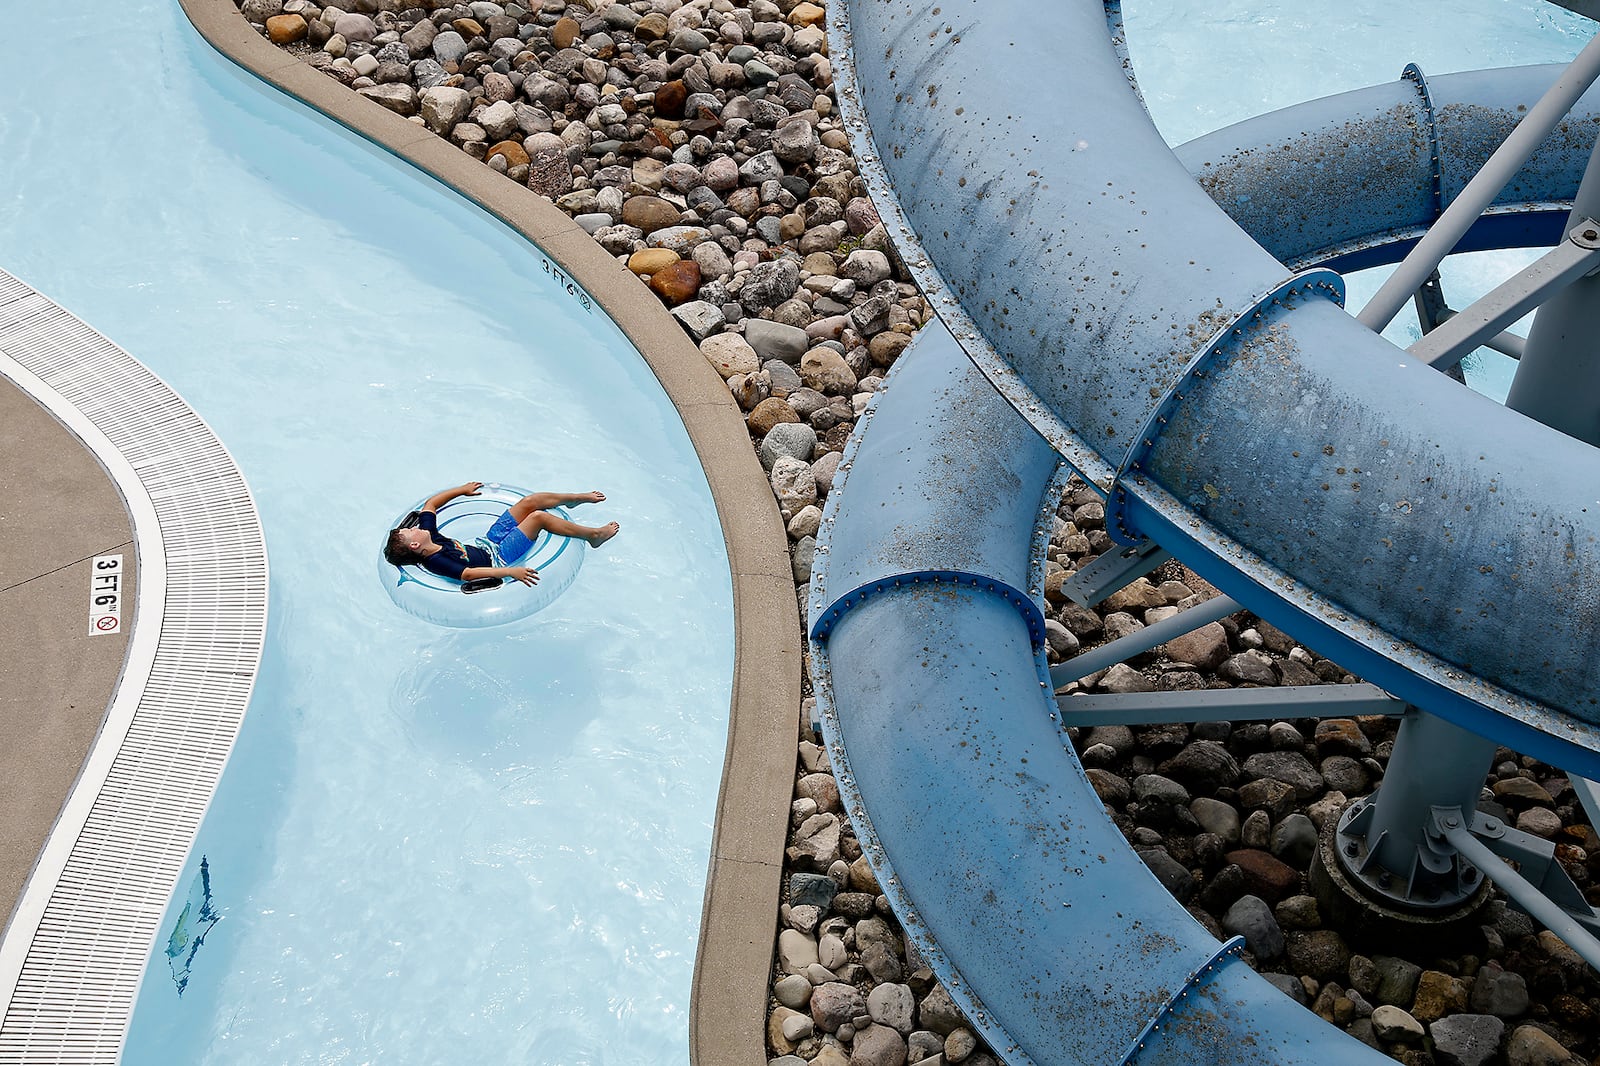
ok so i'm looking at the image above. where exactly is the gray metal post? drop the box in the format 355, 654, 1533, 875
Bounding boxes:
1505, 131, 1600, 444
1335, 710, 1496, 906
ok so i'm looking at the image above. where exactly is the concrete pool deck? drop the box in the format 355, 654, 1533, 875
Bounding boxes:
0, 2, 801, 1062
0, 378, 136, 946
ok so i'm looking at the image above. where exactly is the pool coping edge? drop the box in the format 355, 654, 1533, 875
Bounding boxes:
175, 4, 800, 1065
0, 273, 270, 1059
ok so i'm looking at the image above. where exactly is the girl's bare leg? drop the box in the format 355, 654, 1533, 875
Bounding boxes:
518, 510, 620, 546
510, 490, 606, 519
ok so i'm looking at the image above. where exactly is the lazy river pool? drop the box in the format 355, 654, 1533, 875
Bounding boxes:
0, 2, 732, 1063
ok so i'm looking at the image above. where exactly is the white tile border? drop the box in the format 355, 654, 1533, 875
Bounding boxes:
0, 270, 267, 1064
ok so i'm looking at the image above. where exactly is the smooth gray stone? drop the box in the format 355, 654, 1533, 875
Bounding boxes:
1222, 894, 1285, 959
1430, 1014, 1506, 1066
1136, 847, 1194, 902
430, 28, 468, 65
764, 359, 803, 395
1371, 954, 1422, 1007
1469, 965, 1530, 1018
1241, 750, 1324, 801
761, 421, 817, 471
1270, 812, 1318, 868
670, 300, 725, 342
1132, 773, 1189, 807
1262, 971, 1308, 1005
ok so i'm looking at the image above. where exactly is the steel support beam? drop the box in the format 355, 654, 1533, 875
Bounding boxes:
1570, 774, 1600, 836
1358, 31, 1600, 331
1413, 272, 1469, 382
1434, 309, 1526, 360
1057, 537, 1171, 607
1059, 683, 1402, 726
1408, 221, 1600, 369
1436, 809, 1600, 968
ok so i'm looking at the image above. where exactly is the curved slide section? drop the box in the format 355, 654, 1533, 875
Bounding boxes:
827, 0, 1600, 772
1177, 64, 1600, 271
812, 0, 1600, 1061
809, 322, 1387, 1064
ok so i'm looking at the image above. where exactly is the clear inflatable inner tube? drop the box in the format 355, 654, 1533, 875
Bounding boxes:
377, 483, 585, 628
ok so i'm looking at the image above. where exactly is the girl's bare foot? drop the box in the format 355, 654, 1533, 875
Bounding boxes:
577, 490, 606, 504
587, 522, 620, 546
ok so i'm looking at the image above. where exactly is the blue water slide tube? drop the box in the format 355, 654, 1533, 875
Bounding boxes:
825, 0, 1600, 774
1173, 65, 1600, 271
809, 323, 1388, 1064
811, 0, 1600, 1061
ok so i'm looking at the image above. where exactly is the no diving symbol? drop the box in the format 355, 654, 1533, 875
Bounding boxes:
95, 616, 119, 632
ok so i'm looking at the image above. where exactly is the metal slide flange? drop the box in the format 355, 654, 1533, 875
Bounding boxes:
1104, 269, 1345, 545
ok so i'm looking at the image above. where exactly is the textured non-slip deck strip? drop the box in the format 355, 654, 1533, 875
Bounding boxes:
0, 267, 267, 1064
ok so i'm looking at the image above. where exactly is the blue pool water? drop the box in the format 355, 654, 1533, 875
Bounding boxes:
1125, 0, 1592, 400
0, 3, 731, 1064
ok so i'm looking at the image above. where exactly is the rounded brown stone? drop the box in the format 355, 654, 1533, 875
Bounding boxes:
486, 140, 529, 168
1409, 970, 1467, 1023
265, 13, 307, 43
747, 398, 801, 435
795, 772, 840, 813
799, 346, 857, 394
1313, 718, 1371, 758
1284, 929, 1350, 982
848, 855, 880, 894
1492, 776, 1555, 807
1225, 847, 1300, 903
620, 195, 683, 235
802, 251, 838, 276
790, 1, 827, 25
551, 15, 581, 48
648, 260, 703, 306
634, 11, 670, 39
627, 248, 681, 276
868, 330, 911, 367
655, 79, 689, 120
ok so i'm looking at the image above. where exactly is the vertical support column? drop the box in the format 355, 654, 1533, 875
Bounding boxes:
1506, 128, 1600, 444
1333, 114, 1600, 922
1335, 710, 1496, 905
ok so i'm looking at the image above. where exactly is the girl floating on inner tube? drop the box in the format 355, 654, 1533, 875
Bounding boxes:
382, 481, 619, 586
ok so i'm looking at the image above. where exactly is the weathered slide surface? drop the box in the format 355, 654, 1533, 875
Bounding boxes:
808, 1, 1600, 1061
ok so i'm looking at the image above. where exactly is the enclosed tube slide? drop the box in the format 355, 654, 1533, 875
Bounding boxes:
810, 323, 1385, 1063
823, 0, 1600, 768
809, 0, 1600, 1062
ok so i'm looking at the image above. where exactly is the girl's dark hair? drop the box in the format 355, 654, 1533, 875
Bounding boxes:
385, 529, 422, 566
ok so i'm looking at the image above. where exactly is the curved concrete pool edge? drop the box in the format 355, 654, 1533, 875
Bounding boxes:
175, 3, 802, 1064
0, 389, 135, 963
0, 271, 268, 1060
